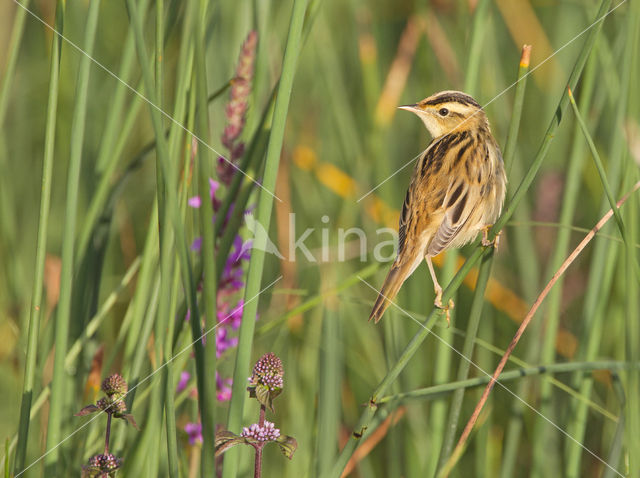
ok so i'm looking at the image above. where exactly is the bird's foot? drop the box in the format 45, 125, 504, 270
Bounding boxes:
481, 226, 501, 249
434, 289, 454, 326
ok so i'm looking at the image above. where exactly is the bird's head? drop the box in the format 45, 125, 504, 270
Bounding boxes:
399, 90, 488, 138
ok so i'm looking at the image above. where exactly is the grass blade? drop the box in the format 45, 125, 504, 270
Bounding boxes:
43, 0, 101, 470
12, 0, 64, 472
192, 0, 218, 473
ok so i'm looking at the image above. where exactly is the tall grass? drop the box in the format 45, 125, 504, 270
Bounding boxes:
1, 1, 639, 477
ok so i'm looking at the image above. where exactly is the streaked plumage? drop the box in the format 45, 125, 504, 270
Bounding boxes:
370, 90, 506, 323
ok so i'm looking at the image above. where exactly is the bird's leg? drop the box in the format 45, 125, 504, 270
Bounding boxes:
425, 256, 454, 325
481, 225, 501, 249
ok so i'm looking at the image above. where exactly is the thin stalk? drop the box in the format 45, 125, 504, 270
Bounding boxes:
624, 171, 640, 478
12, 0, 63, 472
104, 414, 112, 454
222, 1, 309, 476
463, 0, 490, 94
568, 88, 629, 245
504, 45, 531, 176
254, 405, 266, 478
328, 2, 609, 474
380, 361, 639, 403
124, 0, 205, 452
623, 6, 640, 476
315, 303, 342, 476
0, 0, 30, 126
123, 204, 159, 400
192, 0, 217, 473
153, 0, 179, 475
44, 0, 101, 470
435, 252, 493, 471
602, 373, 627, 478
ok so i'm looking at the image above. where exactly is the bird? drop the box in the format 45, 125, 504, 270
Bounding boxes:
369, 90, 507, 323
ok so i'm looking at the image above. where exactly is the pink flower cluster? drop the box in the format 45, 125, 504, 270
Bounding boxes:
241, 420, 281, 442
248, 352, 284, 391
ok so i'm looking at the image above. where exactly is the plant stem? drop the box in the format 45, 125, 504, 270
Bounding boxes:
254, 405, 266, 478
13, 0, 63, 473
104, 413, 112, 455
192, 3, 218, 473
44, 0, 101, 469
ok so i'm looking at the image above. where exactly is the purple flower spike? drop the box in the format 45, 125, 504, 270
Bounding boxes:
191, 237, 203, 252
216, 372, 233, 402
218, 30, 258, 185
188, 196, 202, 208
216, 327, 239, 358
177, 371, 190, 393
185, 422, 203, 445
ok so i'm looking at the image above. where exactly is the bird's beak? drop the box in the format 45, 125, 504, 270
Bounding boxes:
398, 104, 420, 113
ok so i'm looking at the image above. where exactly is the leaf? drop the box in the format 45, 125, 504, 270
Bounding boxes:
115, 413, 139, 430
275, 435, 298, 460
215, 430, 247, 456
254, 384, 275, 412
75, 404, 100, 416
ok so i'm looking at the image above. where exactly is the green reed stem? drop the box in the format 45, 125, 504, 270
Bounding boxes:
568, 89, 628, 244
125, 2, 206, 469
12, 0, 63, 472
380, 361, 639, 403
624, 171, 640, 478
0, 0, 30, 127
192, 0, 217, 473
151, 0, 179, 474
463, 0, 490, 94
602, 373, 627, 478
436, 252, 493, 471
222, 1, 309, 476
504, 45, 531, 176
44, 1, 101, 470
529, 49, 598, 478
315, 303, 342, 476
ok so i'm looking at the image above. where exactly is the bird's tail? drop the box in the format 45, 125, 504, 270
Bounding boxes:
369, 260, 416, 323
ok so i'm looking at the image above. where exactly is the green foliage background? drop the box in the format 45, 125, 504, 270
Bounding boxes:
0, 0, 639, 476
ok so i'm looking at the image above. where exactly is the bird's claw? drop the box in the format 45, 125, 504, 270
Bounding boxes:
434, 290, 454, 326
481, 226, 501, 249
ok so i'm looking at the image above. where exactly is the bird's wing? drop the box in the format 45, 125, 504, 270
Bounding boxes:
398, 188, 411, 254
427, 178, 480, 256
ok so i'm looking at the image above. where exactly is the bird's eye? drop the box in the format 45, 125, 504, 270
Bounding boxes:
438, 108, 449, 116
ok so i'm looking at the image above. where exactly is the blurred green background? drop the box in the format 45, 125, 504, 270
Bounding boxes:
1, 0, 639, 476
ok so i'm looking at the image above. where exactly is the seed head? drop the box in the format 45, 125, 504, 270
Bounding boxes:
83, 453, 122, 476
101, 374, 128, 398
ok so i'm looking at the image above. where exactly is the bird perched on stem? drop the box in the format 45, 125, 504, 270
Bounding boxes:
369, 90, 506, 323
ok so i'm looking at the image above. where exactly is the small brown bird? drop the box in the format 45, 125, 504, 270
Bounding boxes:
369, 90, 507, 323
